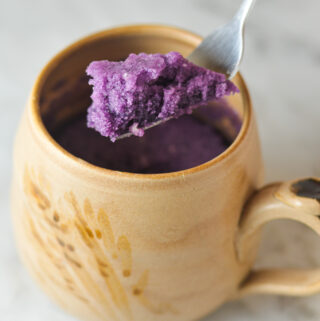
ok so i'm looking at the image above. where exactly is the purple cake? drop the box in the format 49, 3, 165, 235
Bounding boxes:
86, 51, 238, 141
54, 102, 242, 174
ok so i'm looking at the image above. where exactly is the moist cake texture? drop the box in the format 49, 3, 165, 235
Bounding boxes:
86, 51, 238, 141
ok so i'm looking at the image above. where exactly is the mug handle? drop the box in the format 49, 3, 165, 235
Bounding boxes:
236, 178, 320, 297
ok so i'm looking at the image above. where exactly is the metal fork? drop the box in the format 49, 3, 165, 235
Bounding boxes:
188, 0, 255, 79
117, 0, 255, 140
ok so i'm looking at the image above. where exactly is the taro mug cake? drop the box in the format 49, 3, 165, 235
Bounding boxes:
52, 51, 240, 174
11, 25, 320, 321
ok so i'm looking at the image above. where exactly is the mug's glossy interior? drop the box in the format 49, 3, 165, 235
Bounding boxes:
33, 25, 249, 175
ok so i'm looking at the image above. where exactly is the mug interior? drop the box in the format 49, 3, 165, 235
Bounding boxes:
33, 25, 249, 175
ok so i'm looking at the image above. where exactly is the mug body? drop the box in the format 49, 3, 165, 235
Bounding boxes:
11, 25, 263, 321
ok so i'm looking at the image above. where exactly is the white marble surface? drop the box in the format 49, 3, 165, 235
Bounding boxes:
1, 0, 320, 320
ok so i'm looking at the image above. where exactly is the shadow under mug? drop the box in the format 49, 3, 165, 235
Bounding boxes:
11, 25, 320, 321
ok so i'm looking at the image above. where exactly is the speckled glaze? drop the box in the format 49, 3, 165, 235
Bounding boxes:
11, 25, 320, 321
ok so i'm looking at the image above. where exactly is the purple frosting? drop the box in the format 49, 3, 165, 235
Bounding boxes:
86, 51, 238, 141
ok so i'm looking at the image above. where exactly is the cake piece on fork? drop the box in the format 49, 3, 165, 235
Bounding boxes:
86, 51, 238, 142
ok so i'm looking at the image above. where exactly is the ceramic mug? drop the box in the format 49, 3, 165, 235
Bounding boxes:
11, 25, 320, 321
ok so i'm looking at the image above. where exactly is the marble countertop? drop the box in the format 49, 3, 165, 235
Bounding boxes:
1, 0, 320, 320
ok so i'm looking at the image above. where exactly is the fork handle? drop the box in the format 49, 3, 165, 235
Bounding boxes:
234, 0, 256, 24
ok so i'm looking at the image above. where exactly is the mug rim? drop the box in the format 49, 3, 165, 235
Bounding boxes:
29, 24, 252, 180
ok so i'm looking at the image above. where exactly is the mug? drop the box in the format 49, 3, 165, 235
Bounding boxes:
11, 25, 320, 321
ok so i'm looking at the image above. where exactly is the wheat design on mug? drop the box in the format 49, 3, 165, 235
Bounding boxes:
22, 165, 178, 320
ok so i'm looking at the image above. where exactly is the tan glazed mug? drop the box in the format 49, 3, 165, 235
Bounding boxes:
11, 25, 320, 321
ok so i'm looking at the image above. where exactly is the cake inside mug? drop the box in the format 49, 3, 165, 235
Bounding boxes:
40, 50, 242, 174
52, 100, 242, 174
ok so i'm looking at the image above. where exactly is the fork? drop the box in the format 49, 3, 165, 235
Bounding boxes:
117, 0, 255, 140
188, 0, 255, 79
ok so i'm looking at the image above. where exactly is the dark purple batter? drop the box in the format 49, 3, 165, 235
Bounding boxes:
53, 102, 241, 174
86, 52, 238, 141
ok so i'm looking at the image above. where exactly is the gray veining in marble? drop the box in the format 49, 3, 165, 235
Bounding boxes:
1, 0, 320, 320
